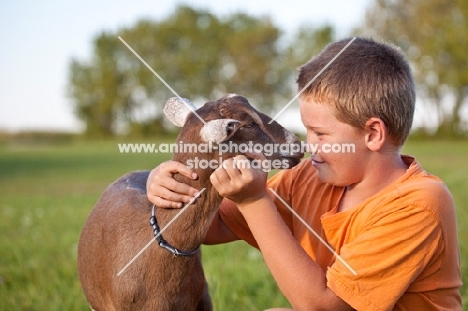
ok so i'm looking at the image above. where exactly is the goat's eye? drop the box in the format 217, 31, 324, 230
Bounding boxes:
244, 122, 254, 128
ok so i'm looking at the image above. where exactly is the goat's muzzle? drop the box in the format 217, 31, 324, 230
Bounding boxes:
279, 151, 304, 168
278, 140, 304, 168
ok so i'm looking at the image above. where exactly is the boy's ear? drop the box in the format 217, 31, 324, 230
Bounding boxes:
364, 118, 387, 151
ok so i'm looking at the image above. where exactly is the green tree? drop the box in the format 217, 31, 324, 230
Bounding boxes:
69, 33, 128, 137
68, 6, 289, 137
285, 25, 334, 70
360, 0, 468, 136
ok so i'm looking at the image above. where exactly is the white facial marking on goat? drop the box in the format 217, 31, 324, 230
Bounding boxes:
200, 119, 240, 143
163, 97, 197, 127
226, 93, 239, 98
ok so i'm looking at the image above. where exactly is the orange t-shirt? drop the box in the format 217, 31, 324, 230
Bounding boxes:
219, 156, 462, 310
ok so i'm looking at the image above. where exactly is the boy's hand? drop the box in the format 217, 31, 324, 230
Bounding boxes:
146, 161, 199, 208
210, 152, 268, 208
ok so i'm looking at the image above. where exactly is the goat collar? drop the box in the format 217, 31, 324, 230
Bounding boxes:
149, 205, 199, 257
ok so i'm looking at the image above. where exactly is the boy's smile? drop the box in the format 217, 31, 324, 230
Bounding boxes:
311, 157, 324, 166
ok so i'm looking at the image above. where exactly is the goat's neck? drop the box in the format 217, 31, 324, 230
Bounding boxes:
153, 165, 221, 252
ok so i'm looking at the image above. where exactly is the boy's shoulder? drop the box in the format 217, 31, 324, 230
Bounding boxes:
394, 156, 454, 215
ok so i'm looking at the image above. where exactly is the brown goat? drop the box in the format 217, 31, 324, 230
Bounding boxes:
77, 94, 303, 311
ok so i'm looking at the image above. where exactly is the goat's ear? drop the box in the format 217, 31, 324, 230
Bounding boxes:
164, 97, 197, 127
200, 119, 241, 143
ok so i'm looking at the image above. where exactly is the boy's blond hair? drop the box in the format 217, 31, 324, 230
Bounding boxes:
297, 37, 415, 146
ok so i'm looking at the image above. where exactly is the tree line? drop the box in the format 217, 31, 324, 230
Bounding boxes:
68, 2, 467, 138
361, 0, 468, 137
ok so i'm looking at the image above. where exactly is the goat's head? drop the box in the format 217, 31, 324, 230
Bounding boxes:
164, 94, 304, 172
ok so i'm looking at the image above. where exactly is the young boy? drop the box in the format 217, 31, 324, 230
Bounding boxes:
146, 37, 462, 310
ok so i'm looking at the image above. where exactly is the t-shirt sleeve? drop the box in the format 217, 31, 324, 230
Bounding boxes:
218, 197, 258, 247
326, 205, 444, 311
218, 165, 297, 248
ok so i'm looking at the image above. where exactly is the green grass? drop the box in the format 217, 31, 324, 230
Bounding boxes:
402, 139, 468, 310
0, 138, 466, 310
0, 140, 289, 311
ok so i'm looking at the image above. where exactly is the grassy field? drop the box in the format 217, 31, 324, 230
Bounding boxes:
0, 138, 466, 310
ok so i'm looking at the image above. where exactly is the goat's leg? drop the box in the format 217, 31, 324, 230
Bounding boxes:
195, 249, 213, 311
195, 277, 213, 311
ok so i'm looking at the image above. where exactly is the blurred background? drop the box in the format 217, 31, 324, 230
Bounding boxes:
2, 0, 467, 138
1, 0, 467, 310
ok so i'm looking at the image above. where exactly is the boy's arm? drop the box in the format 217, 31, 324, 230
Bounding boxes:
210, 155, 353, 311
239, 196, 352, 311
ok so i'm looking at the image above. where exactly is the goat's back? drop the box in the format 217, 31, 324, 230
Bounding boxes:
77, 171, 210, 311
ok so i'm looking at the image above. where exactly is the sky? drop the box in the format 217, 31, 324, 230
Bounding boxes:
0, 0, 373, 133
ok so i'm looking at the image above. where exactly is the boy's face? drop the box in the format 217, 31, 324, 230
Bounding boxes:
299, 97, 367, 186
